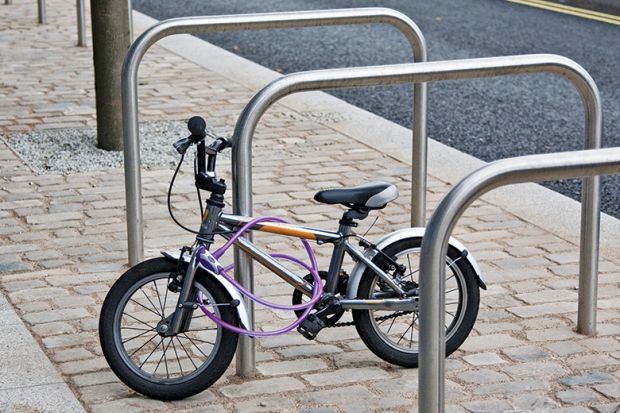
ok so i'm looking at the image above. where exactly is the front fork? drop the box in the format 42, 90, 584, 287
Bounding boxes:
160, 191, 224, 336
157, 248, 201, 337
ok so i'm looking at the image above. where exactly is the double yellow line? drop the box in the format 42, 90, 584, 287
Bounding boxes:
508, 0, 620, 25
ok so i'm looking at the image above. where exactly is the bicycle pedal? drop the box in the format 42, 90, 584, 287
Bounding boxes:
297, 314, 325, 340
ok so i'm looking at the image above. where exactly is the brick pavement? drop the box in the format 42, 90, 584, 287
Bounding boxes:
1, 0, 620, 412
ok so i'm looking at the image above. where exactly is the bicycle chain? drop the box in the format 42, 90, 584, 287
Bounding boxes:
326, 310, 413, 328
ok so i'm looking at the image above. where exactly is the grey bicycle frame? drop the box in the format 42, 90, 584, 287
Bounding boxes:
216, 213, 408, 305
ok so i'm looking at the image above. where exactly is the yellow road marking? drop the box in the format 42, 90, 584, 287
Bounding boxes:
507, 0, 620, 25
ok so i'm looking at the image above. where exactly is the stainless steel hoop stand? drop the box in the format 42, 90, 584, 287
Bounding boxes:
120, 8, 427, 377
76, 0, 86, 46
232, 54, 602, 341
37, 0, 45, 24
7, 0, 87, 46
418, 147, 620, 413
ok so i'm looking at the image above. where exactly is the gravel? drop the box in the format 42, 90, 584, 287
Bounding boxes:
4, 121, 230, 175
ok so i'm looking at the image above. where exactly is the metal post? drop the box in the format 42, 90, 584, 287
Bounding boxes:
76, 0, 86, 46
37, 0, 46, 24
231, 53, 602, 335
418, 147, 620, 412
120, 8, 427, 376
128, 0, 133, 42
4, 0, 13, 6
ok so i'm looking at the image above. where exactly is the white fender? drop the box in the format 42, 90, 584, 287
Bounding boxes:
162, 252, 251, 330
345, 227, 485, 299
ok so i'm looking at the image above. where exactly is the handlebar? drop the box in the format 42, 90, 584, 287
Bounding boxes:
173, 116, 231, 174
172, 116, 230, 196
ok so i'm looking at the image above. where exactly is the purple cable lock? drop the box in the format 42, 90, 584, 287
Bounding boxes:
196, 216, 323, 337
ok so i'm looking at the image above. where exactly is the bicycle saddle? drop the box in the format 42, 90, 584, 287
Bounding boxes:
314, 181, 398, 210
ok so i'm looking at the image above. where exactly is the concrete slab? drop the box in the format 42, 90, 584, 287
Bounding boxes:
0, 383, 85, 413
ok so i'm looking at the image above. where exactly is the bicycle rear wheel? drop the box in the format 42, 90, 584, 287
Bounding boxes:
99, 257, 238, 400
352, 236, 479, 367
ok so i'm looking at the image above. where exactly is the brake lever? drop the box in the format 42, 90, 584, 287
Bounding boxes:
173, 137, 193, 155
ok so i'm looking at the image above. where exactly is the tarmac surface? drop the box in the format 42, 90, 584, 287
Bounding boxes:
133, 0, 620, 219
1, 0, 620, 412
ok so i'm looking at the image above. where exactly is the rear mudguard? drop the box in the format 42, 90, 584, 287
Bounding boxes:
161, 251, 251, 330
345, 227, 486, 299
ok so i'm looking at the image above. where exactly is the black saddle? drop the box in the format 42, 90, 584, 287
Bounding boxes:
314, 181, 398, 210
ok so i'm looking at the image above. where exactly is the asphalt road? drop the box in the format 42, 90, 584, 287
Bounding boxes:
133, 0, 620, 218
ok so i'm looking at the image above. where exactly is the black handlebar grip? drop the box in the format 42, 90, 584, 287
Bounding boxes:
187, 116, 207, 138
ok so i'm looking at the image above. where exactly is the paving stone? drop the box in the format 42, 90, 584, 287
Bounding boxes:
51, 347, 94, 363
300, 385, 373, 405
463, 352, 505, 366
462, 399, 513, 413
594, 383, 620, 399
507, 301, 577, 318
549, 407, 598, 412
503, 361, 567, 378
502, 345, 550, 362
511, 394, 559, 412
90, 397, 168, 413
461, 334, 525, 352
302, 367, 390, 387
23, 307, 90, 325
341, 396, 410, 413
0, 261, 33, 273
219, 377, 305, 398
545, 341, 585, 356
559, 372, 615, 387
457, 369, 510, 384
79, 382, 134, 405
276, 344, 343, 358
1, 279, 47, 292
592, 403, 620, 413
10, 286, 70, 303
235, 396, 296, 413
568, 354, 620, 370
72, 371, 119, 387
31, 321, 77, 336
556, 389, 599, 404
256, 357, 328, 376
42, 332, 95, 349
580, 337, 620, 352
516, 289, 579, 304
58, 357, 110, 375
526, 327, 580, 342
474, 379, 550, 396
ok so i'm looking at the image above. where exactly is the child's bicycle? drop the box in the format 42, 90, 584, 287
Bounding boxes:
99, 117, 486, 400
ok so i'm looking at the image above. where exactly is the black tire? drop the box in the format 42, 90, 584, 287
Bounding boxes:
352, 236, 479, 368
99, 258, 238, 400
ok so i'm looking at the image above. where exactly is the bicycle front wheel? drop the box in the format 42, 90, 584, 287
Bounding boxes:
99, 257, 238, 400
352, 236, 479, 367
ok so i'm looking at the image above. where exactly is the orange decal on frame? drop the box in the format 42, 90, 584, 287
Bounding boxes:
257, 223, 317, 240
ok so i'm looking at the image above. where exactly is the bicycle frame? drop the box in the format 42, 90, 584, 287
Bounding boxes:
215, 213, 412, 309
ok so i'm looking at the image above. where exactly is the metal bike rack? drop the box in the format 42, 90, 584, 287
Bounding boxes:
418, 147, 620, 413
76, 0, 86, 47
4, 0, 87, 46
231, 53, 601, 375
120, 8, 427, 377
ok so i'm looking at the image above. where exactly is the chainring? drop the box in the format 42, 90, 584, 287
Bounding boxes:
292, 271, 347, 326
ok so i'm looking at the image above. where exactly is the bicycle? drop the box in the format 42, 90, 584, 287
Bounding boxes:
99, 117, 486, 400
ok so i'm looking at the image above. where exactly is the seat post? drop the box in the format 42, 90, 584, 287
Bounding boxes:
324, 208, 369, 294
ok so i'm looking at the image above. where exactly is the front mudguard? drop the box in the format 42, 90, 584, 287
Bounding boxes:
345, 227, 486, 299
161, 251, 251, 330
